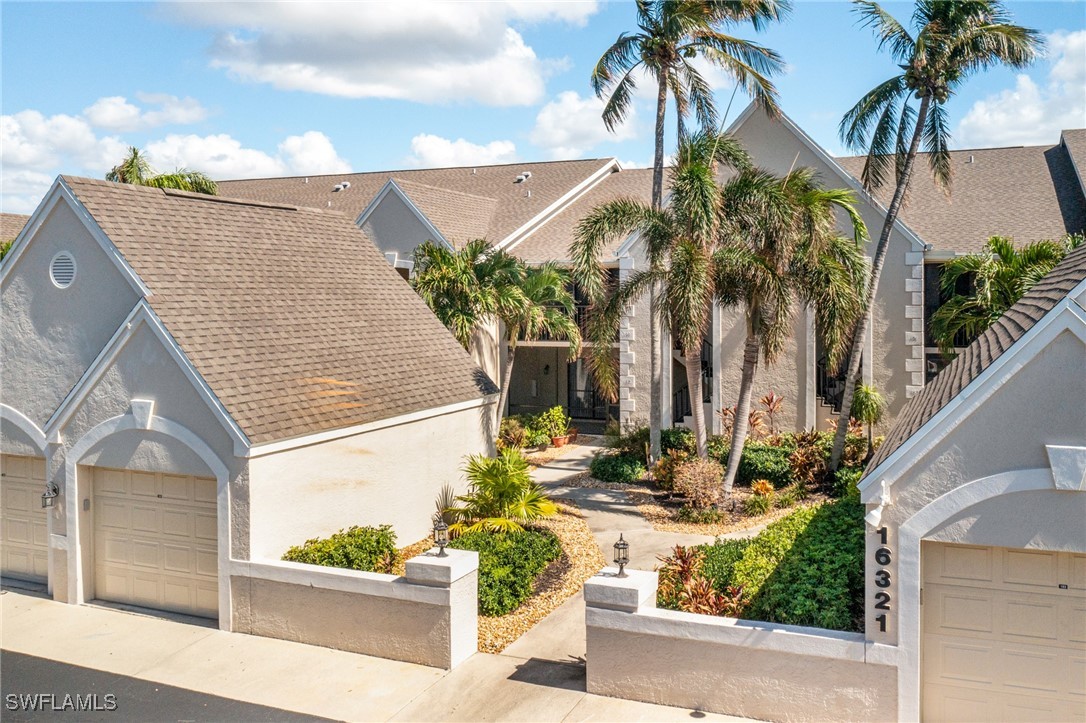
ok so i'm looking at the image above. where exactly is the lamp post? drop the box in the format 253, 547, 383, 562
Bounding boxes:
433, 517, 449, 557
41, 483, 59, 509
613, 533, 629, 578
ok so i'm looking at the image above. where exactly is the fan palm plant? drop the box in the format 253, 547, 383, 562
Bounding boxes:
445, 448, 558, 534
106, 146, 218, 194
850, 384, 887, 462
572, 131, 753, 458
828, 0, 1041, 470
496, 263, 582, 417
592, 0, 789, 461
716, 167, 868, 495
930, 234, 1081, 356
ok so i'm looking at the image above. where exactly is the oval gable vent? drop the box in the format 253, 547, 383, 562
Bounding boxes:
50, 252, 76, 288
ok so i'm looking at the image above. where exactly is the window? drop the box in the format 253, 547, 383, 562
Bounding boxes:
923, 262, 973, 383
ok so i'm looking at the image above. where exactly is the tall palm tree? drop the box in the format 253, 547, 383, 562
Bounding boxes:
828, 0, 1041, 470
929, 234, 1081, 356
716, 168, 868, 495
572, 131, 753, 458
496, 263, 582, 418
592, 0, 789, 461
106, 146, 218, 195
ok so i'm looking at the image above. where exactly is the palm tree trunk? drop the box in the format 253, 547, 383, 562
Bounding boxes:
647, 70, 669, 463
829, 94, 932, 471
496, 343, 517, 424
684, 348, 708, 458
722, 331, 760, 496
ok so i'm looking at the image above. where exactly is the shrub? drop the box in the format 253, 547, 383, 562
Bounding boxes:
789, 430, 827, 489
700, 538, 752, 594
747, 499, 864, 631
658, 543, 746, 616
608, 425, 650, 460
651, 449, 690, 491
677, 505, 726, 524
743, 494, 774, 516
448, 448, 557, 533
498, 417, 527, 449
751, 479, 774, 496
283, 525, 399, 574
777, 483, 801, 509
536, 405, 570, 438
833, 467, 864, 499
590, 452, 646, 483
661, 427, 696, 454
730, 505, 819, 600
673, 458, 724, 509
713, 441, 794, 488
449, 529, 562, 616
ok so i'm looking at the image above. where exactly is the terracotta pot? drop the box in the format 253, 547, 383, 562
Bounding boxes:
568, 429, 579, 442
551, 435, 570, 448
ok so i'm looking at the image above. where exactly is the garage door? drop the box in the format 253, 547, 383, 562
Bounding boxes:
922, 542, 1086, 721
93, 467, 218, 619
1, 455, 50, 582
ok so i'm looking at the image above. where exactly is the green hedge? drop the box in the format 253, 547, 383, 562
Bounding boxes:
711, 441, 795, 488
590, 452, 646, 484
701, 537, 752, 592
449, 529, 562, 616
661, 427, 696, 454
282, 525, 399, 574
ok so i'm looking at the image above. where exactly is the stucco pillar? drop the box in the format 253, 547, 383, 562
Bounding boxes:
405, 549, 480, 668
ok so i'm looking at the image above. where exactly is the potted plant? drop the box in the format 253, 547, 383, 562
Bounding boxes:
538, 406, 571, 447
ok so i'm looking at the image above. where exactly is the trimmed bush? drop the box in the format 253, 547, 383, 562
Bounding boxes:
673, 458, 724, 509
700, 537, 752, 594
590, 452, 646, 483
282, 525, 399, 574
661, 427, 696, 454
608, 425, 650, 458
650, 449, 690, 492
713, 441, 795, 488
834, 466, 864, 499
449, 529, 562, 616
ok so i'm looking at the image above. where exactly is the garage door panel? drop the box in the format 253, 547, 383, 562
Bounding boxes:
95, 468, 127, 495
194, 479, 216, 504
923, 542, 1086, 722
1071, 554, 1086, 591
93, 467, 217, 619
1, 454, 50, 583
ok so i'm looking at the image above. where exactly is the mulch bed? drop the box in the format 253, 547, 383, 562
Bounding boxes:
396, 500, 604, 654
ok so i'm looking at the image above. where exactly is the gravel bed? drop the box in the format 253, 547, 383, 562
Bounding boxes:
627, 486, 831, 536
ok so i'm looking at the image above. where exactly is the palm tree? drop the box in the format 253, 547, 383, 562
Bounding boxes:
850, 384, 887, 463
592, 0, 789, 461
930, 234, 1081, 356
496, 263, 582, 418
572, 131, 753, 458
828, 0, 1041, 471
106, 146, 218, 195
446, 448, 558, 534
717, 167, 868, 495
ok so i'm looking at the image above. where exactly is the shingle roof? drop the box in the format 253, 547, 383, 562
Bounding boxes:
510, 167, 654, 263
1061, 129, 1086, 195
864, 243, 1086, 476
836, 137, 1086, 254
63, 176, 497, 446
1, 213, 29, 241
217, 159, 614, 246
390, 178, 497, 249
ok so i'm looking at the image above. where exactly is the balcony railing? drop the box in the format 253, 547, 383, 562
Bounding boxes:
816, 355, 849, 413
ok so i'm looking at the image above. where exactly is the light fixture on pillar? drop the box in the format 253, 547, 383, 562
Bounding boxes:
613, 533, 629, 578
433, 516, 449, 557
865, 479, 892, 528
41, 482, 59, 509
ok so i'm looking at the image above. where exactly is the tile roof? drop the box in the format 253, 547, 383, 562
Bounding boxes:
864, 242, 1086, 476
836, 137, 1086, 254
1061, 129, 1086, 194
1, 213, 29, 242
63, 176, 497, 446
218, 158, 614, 247
510, 167, 654, 263
389, 178, 497, 249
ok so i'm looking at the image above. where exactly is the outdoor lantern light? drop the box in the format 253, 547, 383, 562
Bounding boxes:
613, 533, 629, 578
865, 479, 893, 529
41, 483, 59, 509
433, 517, 449, 557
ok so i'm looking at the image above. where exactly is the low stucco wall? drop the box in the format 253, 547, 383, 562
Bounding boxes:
585, 570, 896, 722
230, 549, 478, 669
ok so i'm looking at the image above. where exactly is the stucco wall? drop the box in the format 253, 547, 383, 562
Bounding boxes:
1, 199, 141, 427
508, 346, 567, 416
247, 402, 494, 560
360, 190, 438, 261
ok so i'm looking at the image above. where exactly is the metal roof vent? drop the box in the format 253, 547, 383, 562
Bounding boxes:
333, 181, 351, 192
514, 171, 532, 183
50, 251, 76, 289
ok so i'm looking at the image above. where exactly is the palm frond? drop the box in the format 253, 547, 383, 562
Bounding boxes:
923, 101, 952, 192
853, 1, 916, 61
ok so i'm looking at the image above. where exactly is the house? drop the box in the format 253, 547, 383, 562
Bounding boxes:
857, 242, 1086, 721
220, 109, 1085, 439
0, 176, 497, 628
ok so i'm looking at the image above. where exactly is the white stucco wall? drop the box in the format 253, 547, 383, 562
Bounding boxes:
246, 402, 495, 560
360, 190, 440, 261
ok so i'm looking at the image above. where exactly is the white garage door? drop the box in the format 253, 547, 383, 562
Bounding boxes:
922, 542, 1086, 722
93, 467, 218, 619
1, 455, 49, 583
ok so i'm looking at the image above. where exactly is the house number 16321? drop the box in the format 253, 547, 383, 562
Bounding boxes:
873, 527, 892, 632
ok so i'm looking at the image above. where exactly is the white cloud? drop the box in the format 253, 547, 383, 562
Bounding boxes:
278, 131, 352, 175
956, 30, 1086, 148
166, 1, 598, 106
408, 134, 517, 168
146, 130, 351, 179
83, 93, 208, 132
1, 110, 127, 171
531, 90, 638, 159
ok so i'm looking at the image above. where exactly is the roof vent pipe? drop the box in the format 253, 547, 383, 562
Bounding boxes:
967, 155, 974, 163
472, 168, 476, 175
526, 189, 531, 198
304, 177, 309, 184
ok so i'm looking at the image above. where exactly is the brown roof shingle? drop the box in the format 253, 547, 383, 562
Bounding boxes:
836, 138, 1086, 254
1, 213, 29, 242
864, 242, 1086, 476
390, 179, 497, 249
64, 176, 497, 445
218, 159, 614, 247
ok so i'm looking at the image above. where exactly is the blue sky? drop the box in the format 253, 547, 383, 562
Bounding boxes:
3, 1, 1084, 213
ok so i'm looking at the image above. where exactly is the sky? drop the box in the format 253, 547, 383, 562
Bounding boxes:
2, 1, 1084, 214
